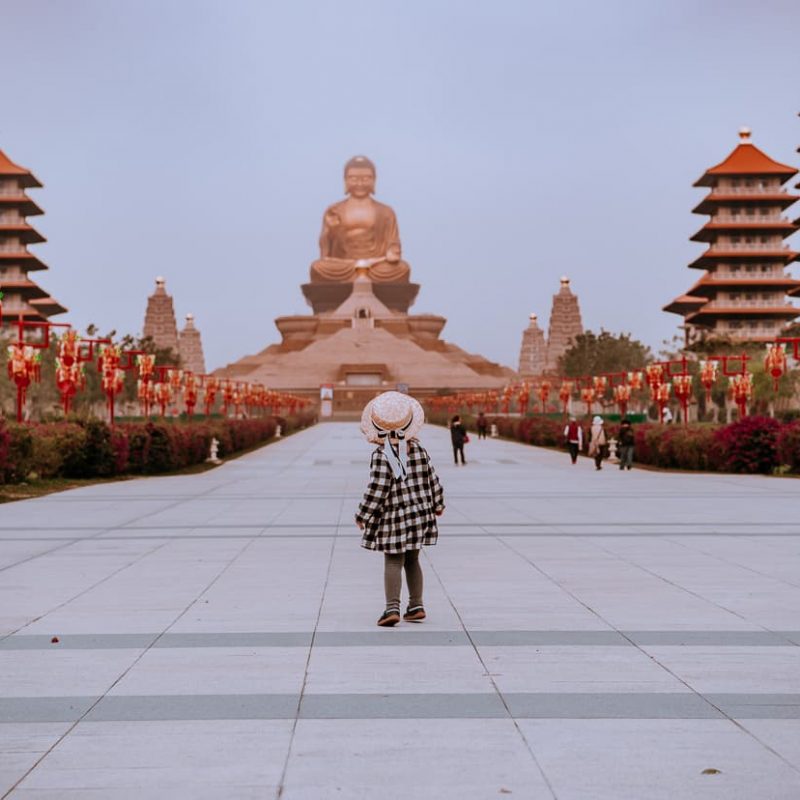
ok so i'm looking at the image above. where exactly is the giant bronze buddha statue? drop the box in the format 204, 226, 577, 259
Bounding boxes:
303, 156, 419, 314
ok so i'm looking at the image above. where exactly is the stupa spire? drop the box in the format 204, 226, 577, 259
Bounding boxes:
143, 277, 179, 354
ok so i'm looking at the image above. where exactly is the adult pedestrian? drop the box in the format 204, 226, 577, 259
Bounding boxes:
476, 411, 488, 440
563, 415, 583, 465
618, 418, 635, 471
356, 392, 445, 627
450, 415, 468, 465
588, 415, 608, 471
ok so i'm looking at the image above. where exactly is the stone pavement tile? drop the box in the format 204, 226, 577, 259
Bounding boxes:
170, 538, 333, 633
283, 719, 553, 799
642, 647, 800, 694
11, 720, 290, 797
740, 720, 800, 769
19, 540, 246, 636
0, 540, 168, 636
480, 645, 687, 694
304, 646, 494, 694
424, 539, 610, 631
0, 542, 70, 570
593, 537, 800, 630
108, 647, 308, 695
0, 723, 71, 796
673, 537, 800, 587
0, 650, 140, 697
518, 719, 800, 800
507, 538, 758, 631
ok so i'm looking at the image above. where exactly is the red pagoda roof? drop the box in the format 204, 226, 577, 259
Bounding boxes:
690, 219, 797, 243
0, 149, 43, 189
30, 296, 68, 316
664, 294, 707, 316
0, 221, 46, 245
0, 251, 48, 271
694, 130, 797, 187
689, 247, 798, 270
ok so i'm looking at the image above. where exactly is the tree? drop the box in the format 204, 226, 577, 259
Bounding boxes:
559, 329, 652, 378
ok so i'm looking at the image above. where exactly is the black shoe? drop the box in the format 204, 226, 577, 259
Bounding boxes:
403, 606, 426, 622
377, 609, 400, 627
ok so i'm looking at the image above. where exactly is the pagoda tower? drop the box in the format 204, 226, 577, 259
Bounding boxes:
545, 277, 584, 373
178, 313, 206, 374
0, 148, 66, 324
142, 277, 179, 354
665, 129, 799, 343
518, 313, 547, 376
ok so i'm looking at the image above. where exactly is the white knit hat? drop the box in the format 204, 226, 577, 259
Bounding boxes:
360, 391, 424, 444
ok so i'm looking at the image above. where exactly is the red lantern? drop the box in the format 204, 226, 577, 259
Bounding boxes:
202, 376, 219, 416
559, 381, 573, 415
764, 344, 787, 393
184, 371, 199, 417
731, 373, 753, 418
536, 380, 550, 414
7, 343, 41, 422
655, 382, 671, 423
699, 360, 718, 403
673, 375, 693, 425
613, 384, 631, 418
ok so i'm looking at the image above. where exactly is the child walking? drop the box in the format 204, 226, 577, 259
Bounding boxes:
355, 392, 445, 627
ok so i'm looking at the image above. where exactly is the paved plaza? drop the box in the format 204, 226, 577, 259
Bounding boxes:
1, 422, 800, 798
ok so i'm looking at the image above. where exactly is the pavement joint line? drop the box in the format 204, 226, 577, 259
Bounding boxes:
423, 549, 558, 798
2, 630, 799, 650
5, 693, 800, 723
276, 490, 342, 799
665, 534, 800, 592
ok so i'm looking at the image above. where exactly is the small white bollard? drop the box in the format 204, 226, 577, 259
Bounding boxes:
490, 423, 499, 438
206, 437, 222, 465
275, 424, 282, 438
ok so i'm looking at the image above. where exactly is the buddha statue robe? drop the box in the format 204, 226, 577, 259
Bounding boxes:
310, 198, 411, 284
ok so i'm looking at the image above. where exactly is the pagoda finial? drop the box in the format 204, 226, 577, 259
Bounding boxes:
155, 276, 166, 288
739, 127, 752, 143
529, 312, 538, 323
560, 275, 570, 288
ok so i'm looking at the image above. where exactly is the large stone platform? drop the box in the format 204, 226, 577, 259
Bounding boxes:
1, 425, 799, 798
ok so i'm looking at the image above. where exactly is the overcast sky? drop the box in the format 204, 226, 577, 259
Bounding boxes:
1, 0, 798, 371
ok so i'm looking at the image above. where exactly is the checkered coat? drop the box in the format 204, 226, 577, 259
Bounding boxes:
356, 439, 445, 553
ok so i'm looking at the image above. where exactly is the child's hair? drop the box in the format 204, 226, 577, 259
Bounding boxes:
451, 415, 461, 424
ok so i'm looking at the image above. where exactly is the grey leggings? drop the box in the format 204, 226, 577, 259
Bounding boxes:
384, 549, 423, 612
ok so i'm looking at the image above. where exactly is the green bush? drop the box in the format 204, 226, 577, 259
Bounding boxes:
0, 412, 316, 484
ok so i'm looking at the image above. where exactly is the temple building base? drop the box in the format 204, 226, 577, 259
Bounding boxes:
217, 273, 514, 416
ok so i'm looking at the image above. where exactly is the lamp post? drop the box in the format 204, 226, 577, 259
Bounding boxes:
201, 375, 219, 416
536, 380, 550, 414
699, 360, 719, 404
731, 372, 753, 418
6, 316, 71, 423
645, 364, 665, 422
672, 375, 693, 424
613, 384, 631, 418
558, 381, 573, 417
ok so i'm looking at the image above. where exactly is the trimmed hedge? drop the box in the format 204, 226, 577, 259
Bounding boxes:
0, 413, 316, 483
429, 412, 799, 475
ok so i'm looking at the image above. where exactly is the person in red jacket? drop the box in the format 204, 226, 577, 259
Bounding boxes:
563, 416, 583, 464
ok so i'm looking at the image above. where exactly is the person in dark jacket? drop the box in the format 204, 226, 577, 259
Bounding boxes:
476, 412, 488, 440
618, 418, 635, 470
450, 415, 467, 465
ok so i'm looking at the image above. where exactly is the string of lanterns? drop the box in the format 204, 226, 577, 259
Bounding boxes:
3, 315, 310, 424
427, 340, 800, 424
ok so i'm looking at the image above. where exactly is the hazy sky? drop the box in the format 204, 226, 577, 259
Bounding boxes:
2, 0, 799, 371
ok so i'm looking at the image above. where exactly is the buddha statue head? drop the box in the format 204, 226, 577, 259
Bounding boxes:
344, 155, 376, 199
